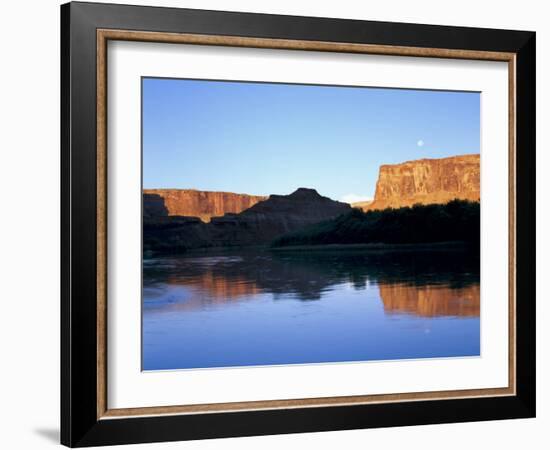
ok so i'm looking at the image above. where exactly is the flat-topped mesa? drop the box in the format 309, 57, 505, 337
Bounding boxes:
240, 187, 350, 218
364, 154, 480, 211
209, 188, 352, 244
143, 189, 267, 222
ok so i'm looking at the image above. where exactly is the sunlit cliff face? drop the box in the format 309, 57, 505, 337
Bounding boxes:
143, 189, 267, 222
358, 154, 480, 211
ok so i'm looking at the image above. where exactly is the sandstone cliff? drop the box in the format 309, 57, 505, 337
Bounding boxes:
143, 189, 266, 222
209, 188, 352, 245
143, 188, 351, 252
359, 154, 480, 211
351, 200, 373, 210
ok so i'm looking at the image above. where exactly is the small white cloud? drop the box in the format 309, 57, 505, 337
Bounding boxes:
340, 194, 373, 204
417, 139, 425, 147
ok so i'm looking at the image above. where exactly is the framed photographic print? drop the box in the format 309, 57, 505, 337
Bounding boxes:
60, 2, 536, 447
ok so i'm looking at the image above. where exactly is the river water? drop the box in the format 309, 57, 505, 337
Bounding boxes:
142, 248, 480, 370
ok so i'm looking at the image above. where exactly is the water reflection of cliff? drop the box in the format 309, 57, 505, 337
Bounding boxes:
179, 270, 261, 301
379, 283, 479, 317
144, 249, 480, 318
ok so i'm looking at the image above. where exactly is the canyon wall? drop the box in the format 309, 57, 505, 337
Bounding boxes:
143, 189, 267, 222
360, 154, 480, 211
351, 200, 373, 210
208, 188, 352, 245
143, 188, 351, 252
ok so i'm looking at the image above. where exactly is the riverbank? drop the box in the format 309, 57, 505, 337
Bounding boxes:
144, 240, 478, 258
271, 200, 480, 248
269, 241, 475, 253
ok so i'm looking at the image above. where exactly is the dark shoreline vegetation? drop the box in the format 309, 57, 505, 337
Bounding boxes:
269, 241, 472, 252
143, 199, 480, 255
271, 200, 480, 248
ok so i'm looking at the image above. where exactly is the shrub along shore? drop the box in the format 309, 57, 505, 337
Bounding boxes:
271, 200, 480, 248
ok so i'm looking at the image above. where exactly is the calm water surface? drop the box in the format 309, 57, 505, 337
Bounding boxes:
142, 249, 480, 370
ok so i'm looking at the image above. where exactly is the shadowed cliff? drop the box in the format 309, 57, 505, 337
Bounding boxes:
144, 188, 351, 253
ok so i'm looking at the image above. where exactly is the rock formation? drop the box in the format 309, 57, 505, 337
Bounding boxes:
208, 188, 351, 245
351, 200, 373, 210
357, 154, 480, 211
143, 188, 351, 252
143, 189, 266, 222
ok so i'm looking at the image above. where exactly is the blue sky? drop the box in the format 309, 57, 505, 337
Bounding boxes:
142, 78, 479, 202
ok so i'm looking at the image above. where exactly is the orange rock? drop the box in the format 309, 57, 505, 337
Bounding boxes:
143, 189, 267, 222
358, 154, 480, 211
